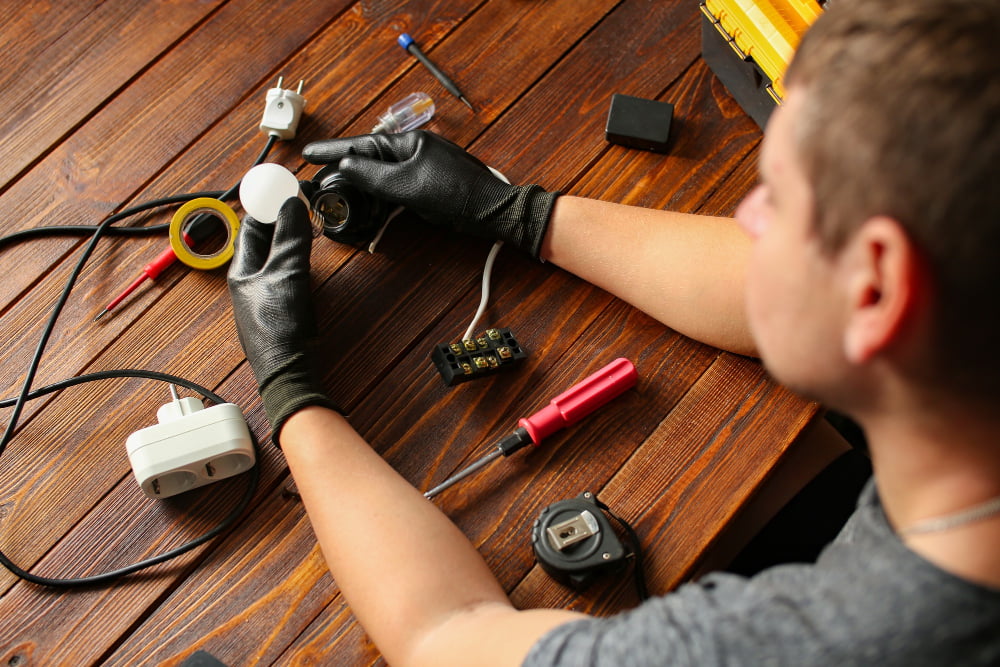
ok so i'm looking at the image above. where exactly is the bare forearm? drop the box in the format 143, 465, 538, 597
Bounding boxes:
541, 196, 757, 356
279, 406, 580, 665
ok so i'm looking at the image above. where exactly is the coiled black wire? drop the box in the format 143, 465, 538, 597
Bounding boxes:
0, 134, 276, 586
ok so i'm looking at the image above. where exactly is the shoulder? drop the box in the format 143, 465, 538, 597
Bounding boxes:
525, 485, 1000, 666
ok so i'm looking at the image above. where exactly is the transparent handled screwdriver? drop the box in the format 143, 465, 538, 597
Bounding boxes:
424, 358, 638, 499
372, 92, 435, 133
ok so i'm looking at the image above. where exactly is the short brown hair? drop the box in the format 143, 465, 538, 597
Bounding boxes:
785, 0, 1000, 397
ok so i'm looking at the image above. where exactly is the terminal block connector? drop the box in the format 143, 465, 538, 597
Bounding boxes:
431, 328, 527, 386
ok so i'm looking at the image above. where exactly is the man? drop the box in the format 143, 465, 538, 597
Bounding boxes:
227, 0, 1000, 663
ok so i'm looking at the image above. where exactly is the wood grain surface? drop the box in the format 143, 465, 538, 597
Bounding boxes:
0, 1, 818, 664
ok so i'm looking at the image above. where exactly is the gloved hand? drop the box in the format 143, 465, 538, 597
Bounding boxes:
302, 130, 560, 258
227, 197, 334, 446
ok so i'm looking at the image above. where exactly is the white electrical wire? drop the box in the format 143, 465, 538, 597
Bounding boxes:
368, 205, 405, 253
463, 240, 504, 340
364, 167, 510, 342
460, 166, 511, 340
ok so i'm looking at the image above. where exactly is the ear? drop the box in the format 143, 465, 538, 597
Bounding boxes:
842, 216, 924, 364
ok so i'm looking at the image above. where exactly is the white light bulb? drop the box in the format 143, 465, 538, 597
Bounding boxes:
239, 163, 302, 223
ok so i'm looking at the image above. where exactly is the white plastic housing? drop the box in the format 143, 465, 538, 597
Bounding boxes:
126, 401, 255, 499
260, 86, 306, 139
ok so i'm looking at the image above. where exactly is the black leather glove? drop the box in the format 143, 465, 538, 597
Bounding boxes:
227, 197, 334, 446
302, 130, 560, 258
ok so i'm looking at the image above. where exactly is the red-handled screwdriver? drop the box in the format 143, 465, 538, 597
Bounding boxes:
423, 357, 638, 499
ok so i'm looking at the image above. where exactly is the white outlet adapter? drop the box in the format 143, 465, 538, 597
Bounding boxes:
126, 387, 255, 499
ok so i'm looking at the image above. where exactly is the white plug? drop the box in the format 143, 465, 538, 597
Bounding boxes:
260, 76, 306, 140
126, 386, 255, 499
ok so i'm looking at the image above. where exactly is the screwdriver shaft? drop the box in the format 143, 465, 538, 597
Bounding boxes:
423, 448, 502, 499
398, 33, 474, 111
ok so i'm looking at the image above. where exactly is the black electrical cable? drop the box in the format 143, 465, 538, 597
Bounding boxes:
0, 134, 277, 251
0, 191, 224, 249
0, 134, 277, 586
594, 495, 649, 601
0, 371, 261, 587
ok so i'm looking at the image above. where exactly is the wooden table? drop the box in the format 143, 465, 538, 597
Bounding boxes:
0, 1, 820, 664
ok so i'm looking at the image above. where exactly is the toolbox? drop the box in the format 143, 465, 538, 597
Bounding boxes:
700, 0, 826, 128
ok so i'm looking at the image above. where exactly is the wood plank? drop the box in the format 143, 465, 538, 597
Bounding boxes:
0, 0, 488, 403
696, 143, 762, 217
0, 0, 552, 662
510, 355, 817, 611
97, 490, 339, 667
0, 1, 229, 187
0, 0, 352, 310
0, 0, 360, 592
0, 1, 819, 664
274, 1, 795, 660
99, 1, 684, 658
466, 1, 702, 188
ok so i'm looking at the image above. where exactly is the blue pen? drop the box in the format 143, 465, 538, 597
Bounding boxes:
397, 33, 474, 111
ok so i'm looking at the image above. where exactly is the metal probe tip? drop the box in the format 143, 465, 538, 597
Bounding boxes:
460, 96, 474, 112
93, 308, 110, 322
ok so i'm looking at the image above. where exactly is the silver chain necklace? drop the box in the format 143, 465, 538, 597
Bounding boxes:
899, 494, 1000, 536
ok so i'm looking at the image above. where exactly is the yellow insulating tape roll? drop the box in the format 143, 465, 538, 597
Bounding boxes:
169, 197, 241, 270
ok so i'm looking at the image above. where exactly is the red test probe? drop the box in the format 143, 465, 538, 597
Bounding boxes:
423, 357, 639, 499
93, 246, 179, 321
95, 223, 198, 321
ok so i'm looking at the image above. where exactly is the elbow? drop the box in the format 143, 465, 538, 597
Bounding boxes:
392, 601, 517, 667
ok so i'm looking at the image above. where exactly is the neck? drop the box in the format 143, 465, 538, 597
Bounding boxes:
857, 398, 1000, 588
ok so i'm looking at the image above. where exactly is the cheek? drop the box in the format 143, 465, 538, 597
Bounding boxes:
744, 232, 796, 352
735, 186, 770, 239
742, 256, 771, 355
744, 253, 774, 335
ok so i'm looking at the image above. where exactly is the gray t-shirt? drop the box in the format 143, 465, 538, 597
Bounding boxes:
525, 480, 1000, 665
